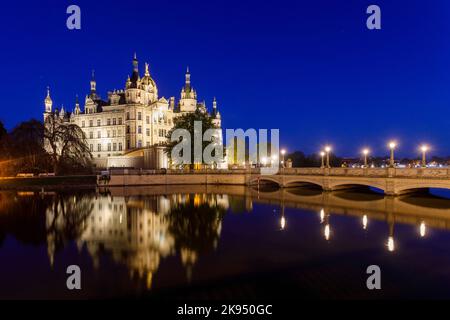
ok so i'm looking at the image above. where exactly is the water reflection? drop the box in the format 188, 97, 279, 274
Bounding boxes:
1, 185, 450, 296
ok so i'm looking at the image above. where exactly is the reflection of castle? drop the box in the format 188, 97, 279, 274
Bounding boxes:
45, 192, 228, 288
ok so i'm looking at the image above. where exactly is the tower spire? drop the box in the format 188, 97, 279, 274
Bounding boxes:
185, 66, 191, 92
44, 86, 52, 113
90, 70, 97, 98
133, 52, 138, 72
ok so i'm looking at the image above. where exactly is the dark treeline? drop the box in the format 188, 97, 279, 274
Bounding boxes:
0, 118, 92, 176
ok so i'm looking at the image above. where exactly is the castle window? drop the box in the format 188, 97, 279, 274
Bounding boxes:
127, 140, 130, 149
146, 128, 150, 137
113, 130, 116, 138
89, 120, 93, 127
89, 132, 93, 139
126, 126, 130, 134
118, 129, 122, 136
97, 131, 101, 138
97, 119, 101, 126
138, 126, 142, 134
97, 144, 101, 152
138, 112, 142, 120
113, 118, 116, 125
107, 143, 111, 151
137, 140, 142, 148
146, 142, 150, 147
107, 131, 110, 138
89, 144, 93, 152
118, 118, 122, 125
113, 143, 117, 151
82, 121, 85, 127
119, 143, 123, 151
126, 112, 130, 120
146, 116, 150, 124
107, 119, 111, 126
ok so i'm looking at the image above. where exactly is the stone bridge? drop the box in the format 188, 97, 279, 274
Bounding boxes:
105, 167, 450, 196
249, 167, 450, 196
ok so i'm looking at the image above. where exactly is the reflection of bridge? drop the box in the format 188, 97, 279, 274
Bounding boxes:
106, 167, 450, 196
104, 184, 450, 232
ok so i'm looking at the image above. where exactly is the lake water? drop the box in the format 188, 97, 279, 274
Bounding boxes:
1, 185, 450, 299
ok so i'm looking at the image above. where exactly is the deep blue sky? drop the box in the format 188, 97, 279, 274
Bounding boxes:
0, 0, 449, 157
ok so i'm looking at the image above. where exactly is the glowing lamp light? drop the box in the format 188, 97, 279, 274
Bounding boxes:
421, 145, 428, 153
281, 149, 286, 155
320, 151, 325, 157
324, 224, 330, 241
363, 149, 369, 155
387, 236, 395, 252
389, 141, 397, 150
325, 146, 331, 153
280, 216, 286, 230
420, 221, 426, 238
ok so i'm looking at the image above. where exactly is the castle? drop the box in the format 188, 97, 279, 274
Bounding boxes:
43, 54, 222, 169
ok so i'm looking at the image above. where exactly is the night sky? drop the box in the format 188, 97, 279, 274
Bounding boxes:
0, 0, 449, 157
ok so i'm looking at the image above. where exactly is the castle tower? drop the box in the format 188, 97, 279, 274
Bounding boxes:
74, 95, 81, 115
44, 86, 52, 113
89, 70, 99, 100
179, 67, 197, 112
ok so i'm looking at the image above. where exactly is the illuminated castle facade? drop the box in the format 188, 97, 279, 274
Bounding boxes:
43, 54, 222, 168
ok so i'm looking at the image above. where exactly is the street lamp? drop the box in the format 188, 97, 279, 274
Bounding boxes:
388, 141, 396, 167
420, 145, 428, 168
271, 154, 278, 166
281, 149, 286, 168
324, 146, 331, 168
362, 148, 369, 168
320, 151, 325, 168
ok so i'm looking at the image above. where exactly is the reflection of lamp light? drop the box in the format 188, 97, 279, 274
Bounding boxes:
324, 224, 330, 241
420, 221, 426, 238
280, 216, 286, 230
320, 208, 325, 223
362, 214, 368, 230
387, 236, 395, 252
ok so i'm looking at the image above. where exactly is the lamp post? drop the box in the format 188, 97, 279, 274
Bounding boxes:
281, 149, 286, 168
421, 145, 428, 168
271, 155, 278, 167
325, 146, 331, 168
389, 141, 396, 168
362, 148, 369, 168
320, 151, 325, 168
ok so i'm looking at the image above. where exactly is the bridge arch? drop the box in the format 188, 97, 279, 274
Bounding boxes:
283, 178, 324, 189
248, 176, 282, 187
328, 180, 386, 193
395, 181, 450, 195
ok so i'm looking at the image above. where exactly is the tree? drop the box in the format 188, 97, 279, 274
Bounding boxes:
165, 109, 222, 168
43, 114, 92, 174
8, 119, 50, 173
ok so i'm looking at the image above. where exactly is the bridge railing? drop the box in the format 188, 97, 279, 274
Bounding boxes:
281, 167, 450, 179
